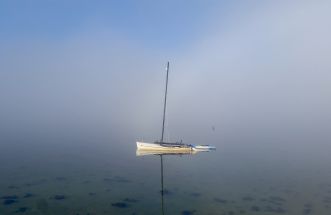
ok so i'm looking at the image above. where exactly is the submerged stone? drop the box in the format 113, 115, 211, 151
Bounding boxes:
88, 192, 96, 196
112, 202, 129, 208
3, 199, 18, 205
8, 185, 19, 189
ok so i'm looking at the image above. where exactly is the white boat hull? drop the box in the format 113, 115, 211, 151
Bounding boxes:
136, 141, 193, 152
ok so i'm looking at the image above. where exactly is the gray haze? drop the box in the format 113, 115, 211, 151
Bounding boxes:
1, 1, 330, 156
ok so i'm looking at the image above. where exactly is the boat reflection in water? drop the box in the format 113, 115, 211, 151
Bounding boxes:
136, 148, 212, 215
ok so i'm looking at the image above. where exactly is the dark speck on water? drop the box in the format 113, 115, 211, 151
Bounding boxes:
112, 202, 129, 208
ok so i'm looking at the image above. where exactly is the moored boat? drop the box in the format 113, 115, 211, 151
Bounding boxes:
136, 62, 216, 152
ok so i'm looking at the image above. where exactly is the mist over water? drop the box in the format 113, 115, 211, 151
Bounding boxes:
1, 1, 331, 214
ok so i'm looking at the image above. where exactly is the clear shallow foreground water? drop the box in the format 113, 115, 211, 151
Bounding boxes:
0, 130, 331, 215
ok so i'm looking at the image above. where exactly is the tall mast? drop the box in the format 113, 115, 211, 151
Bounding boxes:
161, 61, 169, 142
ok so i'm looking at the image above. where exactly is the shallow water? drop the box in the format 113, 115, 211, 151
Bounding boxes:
0, 130, 331, 215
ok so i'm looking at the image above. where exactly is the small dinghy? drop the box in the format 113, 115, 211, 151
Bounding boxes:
136, 62, 216, 152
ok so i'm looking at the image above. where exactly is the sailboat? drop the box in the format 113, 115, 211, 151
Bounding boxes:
136, 62, 216, 152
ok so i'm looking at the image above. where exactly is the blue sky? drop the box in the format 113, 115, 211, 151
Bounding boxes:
0, 0, 232, 50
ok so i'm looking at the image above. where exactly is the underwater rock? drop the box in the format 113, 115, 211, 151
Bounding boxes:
214, 198, 227, 204
3, 199, 18, 205
111, 202, 129, 208
239, 209, 246, 214
227, 211, 235, 215
15, 207, 29, 213
88, 192, 96, 196
181, 210, 196, 215
8, 185, 19, 189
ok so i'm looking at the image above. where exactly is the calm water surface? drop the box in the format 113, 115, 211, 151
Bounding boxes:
0, 130, 330, 215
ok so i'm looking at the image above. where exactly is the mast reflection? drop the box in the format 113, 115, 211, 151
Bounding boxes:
136, 149, 202, 215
